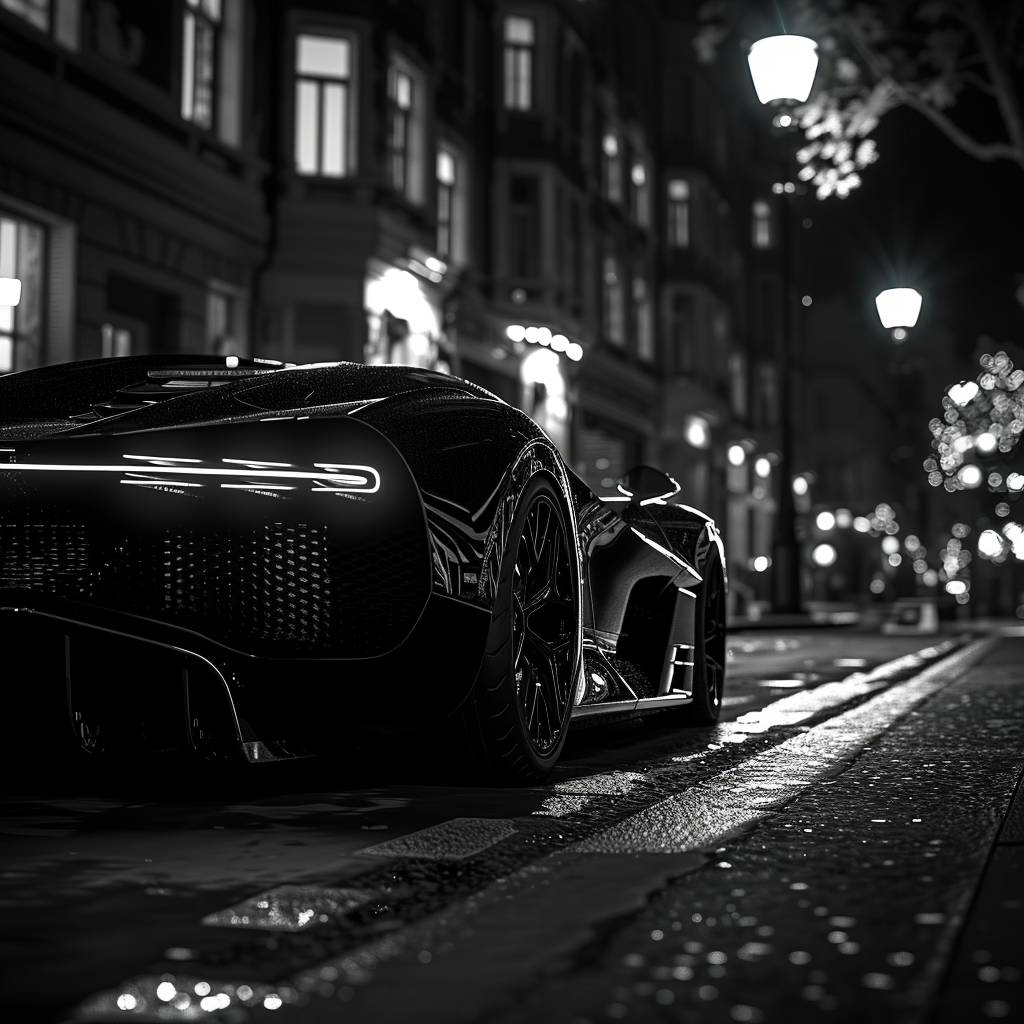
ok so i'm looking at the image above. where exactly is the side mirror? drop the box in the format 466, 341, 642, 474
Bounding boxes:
618, 464, 680, 504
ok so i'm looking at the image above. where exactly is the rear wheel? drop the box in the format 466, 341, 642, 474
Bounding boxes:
678, 554, 726, 725
463, 475, 580, 783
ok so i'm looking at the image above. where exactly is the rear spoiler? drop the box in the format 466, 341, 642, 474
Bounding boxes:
0, 355, 289, 426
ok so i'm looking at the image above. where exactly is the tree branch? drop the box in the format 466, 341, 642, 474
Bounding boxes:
896, 86, 1023, 163
839, 5, 1024, 170
1006, 0, 1022, 59
958, 69, 997, 97
962, 0, 1024, 162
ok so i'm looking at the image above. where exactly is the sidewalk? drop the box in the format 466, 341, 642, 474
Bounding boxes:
731, 602, 1024, 636
930, 632, 1024, 1023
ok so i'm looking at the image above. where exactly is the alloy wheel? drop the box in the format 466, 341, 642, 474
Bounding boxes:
511, 493, 575, 755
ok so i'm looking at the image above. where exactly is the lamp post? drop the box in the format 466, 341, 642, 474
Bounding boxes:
747, 34, 819, 613
876, 287, 927, 593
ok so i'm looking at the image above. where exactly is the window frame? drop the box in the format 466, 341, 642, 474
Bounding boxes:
0, 211, 46, 374
387, 61, 414, 195
293, 30, 356, 179
667, 177, 691, 249
752, 199, 773, 249
502, 14, 535, 111
632, 274, 654, 362
0, 0, 79, 48
507, 172, 541, 280
386, 53, 425, 203
601, 128, 622, 204
602, 253, 624, 346
630, 159, 650, 227
181, 0, 222, 131
436, 142, 468, 264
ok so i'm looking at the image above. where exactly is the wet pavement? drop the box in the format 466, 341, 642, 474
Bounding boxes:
1, 626, 1022, 1023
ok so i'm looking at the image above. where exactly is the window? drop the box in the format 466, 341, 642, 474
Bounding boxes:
100, 323, 132, 358
386, 55, 425, 202
207, 282, 245, 355
633, 276, 653, 361
295, 33, 354, 177
508, 174, 540, 278
602, 131, 622, 203
436, 147, 455, 258
729, 351, 747, 418
566, 198, 583, 312
755, 362, 779, 428
565, 48, 586, 158
603, 255, 624, 345
1, 0, 79, 47
0, 214, 44, 373
752, 199, 773, 248
388, 62, 414, 195
181, 0, 221, 130
436, 144, 467, 263
667, 178, 690, 248
630, 161, 649, 227
667, 289, 696, 373
503, 15, 534, 110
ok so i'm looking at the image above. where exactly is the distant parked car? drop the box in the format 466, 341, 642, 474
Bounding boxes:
0, 355, 727, 782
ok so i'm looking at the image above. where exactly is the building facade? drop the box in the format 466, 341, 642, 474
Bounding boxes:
0, 0, 795, 611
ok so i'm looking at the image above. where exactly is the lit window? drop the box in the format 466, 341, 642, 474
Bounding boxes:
633, 276, 653, 361
630, 161, 649, 227
181, 0, 222, 130
752, 199, 773, 248
436, 144, 466, 263
0, 213, 45, 373
602, 131, 622, 202
295, 34, 354, 177
503, 15, 534, 110
603, 255, 624, 345
667, 178, 690, 248
388, 62, 414, 195
1, 0, 79, 47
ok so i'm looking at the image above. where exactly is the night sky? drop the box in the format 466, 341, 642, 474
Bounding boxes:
803, 100, 1024, 367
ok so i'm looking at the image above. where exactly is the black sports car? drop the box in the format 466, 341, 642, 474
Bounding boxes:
0, 355, 727, 782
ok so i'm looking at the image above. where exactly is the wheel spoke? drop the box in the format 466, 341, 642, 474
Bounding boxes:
512, 492, 577, 756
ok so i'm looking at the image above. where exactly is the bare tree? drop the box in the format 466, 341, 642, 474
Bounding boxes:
697, 0, 1024, 198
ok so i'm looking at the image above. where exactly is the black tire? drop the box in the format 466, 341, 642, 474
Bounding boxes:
463, 474, 581, 784
677, 553, 726, 725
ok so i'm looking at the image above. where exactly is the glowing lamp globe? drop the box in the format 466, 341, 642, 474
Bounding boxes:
875, 288, 922, 329
747, 35, 819, 104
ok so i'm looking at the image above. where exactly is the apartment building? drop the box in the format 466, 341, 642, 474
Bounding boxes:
0, 0, 790, 605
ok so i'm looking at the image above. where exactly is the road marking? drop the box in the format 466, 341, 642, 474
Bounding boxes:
355, 817, 518, 861
201, 885, 374, 931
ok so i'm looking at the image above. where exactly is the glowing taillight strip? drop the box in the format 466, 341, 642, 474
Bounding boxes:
0, 462, 380, 493
221, 458, 293, 468
123, 454, 203, 464
121, 479, 204, 488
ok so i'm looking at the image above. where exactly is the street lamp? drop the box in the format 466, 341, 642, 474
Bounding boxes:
746, 35, 819, 104
875, 287, 922, 343
748, 33, 820, 613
